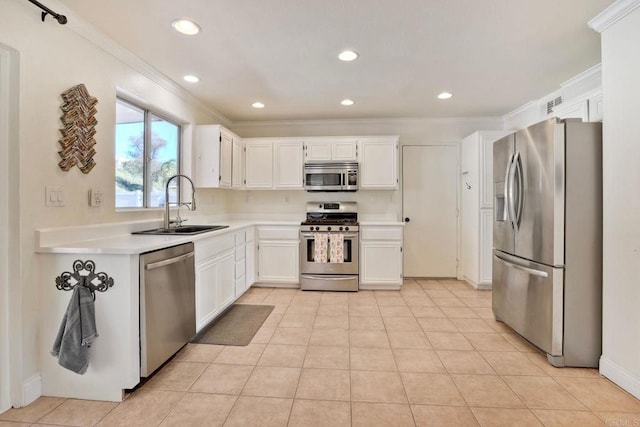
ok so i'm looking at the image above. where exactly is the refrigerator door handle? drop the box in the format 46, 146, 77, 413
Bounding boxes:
495, 253, 549, 278
514, 152, 524, 229
506, 153, 518, 231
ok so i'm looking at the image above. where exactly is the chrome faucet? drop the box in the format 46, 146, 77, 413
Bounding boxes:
164, 174, 197, 229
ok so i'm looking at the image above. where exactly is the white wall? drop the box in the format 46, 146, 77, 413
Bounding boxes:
0, 42, 20, 412
0, 1, 225, 405
592, 1, 640, 399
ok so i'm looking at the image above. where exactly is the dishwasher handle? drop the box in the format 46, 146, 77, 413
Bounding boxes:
145, 252, 194, 270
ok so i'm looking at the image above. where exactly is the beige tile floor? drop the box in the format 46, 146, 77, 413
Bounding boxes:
2, 279, 640, 426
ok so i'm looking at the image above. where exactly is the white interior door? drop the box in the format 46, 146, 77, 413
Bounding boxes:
402, 145, 458, 277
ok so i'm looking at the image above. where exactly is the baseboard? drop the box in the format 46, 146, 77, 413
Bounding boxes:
252, 282, 300, 289
461, 276, 493, 290
476, 282, 493, 290
358, 285, 402, 291
22, 373, 41, 407
600, 356, 640, 399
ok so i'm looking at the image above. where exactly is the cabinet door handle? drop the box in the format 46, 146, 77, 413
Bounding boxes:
404, 217, 410, 223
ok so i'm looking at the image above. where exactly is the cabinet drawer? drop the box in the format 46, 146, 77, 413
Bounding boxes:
360, 226, 403, 241
235, 260, 246, 279
257, 226, 299, 240
194, 234, 235, 264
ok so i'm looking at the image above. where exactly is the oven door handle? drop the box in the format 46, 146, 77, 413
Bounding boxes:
301, 275, 356, 281
300, 232, 359, 238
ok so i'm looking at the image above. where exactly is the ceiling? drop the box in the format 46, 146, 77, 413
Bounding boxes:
57, 0, 612, 123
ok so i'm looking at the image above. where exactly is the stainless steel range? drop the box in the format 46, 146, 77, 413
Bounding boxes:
300, 202, 359, 291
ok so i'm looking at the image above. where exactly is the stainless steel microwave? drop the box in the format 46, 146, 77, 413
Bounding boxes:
304, 162, 358, 192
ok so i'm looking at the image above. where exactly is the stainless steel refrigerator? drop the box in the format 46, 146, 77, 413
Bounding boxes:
492, 117, 602, 367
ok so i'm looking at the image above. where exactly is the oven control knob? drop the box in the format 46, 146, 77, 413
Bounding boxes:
327, 227, 332, 231
315, 226, 320, 231
345, 227, 349, 231
309, 226, 314, 231
339, 226, 344, 231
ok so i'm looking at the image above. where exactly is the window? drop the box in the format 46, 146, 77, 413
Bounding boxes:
115, 98, 181, 208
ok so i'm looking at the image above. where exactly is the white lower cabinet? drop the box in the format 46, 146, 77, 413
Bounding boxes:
233, 227, 256, 298
359, 225, 403, 289
256, 225, 300, 284
194, 257, 219, 332
246, 231, 256, 287
234, 230, 247, 298
217, 250, 236, 308
194, 233, 236, 332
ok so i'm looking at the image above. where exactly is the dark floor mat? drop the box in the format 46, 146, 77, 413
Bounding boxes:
191, 304, 274, 346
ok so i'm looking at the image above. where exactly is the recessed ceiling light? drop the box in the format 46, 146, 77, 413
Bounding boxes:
183, 75, 199, 83
338, 50, 359, 61
437, 92, 453, 100
252, 102, 265, 109
341, 99, 355, 106
171, 19, 201, 35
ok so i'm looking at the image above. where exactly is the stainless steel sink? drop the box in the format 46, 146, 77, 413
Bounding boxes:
132, 225, 229, 235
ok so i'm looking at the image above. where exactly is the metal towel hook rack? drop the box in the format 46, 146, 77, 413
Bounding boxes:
55, 260, 114, 300
27, 0, 68, 25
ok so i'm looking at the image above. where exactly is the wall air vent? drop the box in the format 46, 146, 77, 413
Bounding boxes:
546, 96, 563, 114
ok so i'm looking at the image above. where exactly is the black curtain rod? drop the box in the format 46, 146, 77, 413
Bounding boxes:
27, 0, 67, 25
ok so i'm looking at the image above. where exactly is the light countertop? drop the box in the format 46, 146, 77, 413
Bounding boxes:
36, 220, 300, 255
36, 217, 404, 255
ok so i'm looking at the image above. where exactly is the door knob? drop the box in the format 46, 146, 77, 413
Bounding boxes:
404, 217, 410, 222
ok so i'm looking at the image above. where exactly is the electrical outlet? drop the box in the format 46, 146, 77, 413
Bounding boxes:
45, 186, 64, 207
89, 189, 103, 207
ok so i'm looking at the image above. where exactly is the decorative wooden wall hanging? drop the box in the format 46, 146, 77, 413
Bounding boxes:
58, 84, 98, 173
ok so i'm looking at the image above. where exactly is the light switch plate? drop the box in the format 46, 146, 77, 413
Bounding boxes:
45, 186, 64, 207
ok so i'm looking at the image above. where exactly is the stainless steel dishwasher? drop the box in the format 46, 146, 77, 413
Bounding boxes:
139, 242, 195, 377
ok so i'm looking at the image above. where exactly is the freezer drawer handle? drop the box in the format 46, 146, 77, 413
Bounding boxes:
495, 254, 548, 278
145, 252, 194, 270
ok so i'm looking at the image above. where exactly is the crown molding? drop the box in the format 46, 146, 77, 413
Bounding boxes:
589, 0, 640, 33
560, 63, 601, 89
501, 101, 538, 123
46, 0, 231, 126
230, 116, 503, 128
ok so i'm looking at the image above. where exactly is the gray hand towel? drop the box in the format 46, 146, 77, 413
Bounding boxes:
51, 285, 98, 374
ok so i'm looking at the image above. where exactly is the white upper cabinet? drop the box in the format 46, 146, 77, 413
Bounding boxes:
358, 137, 399, 189
244, 141, 273, 189
244, 139, 304, 189
304, 139, 358, 162
274, 141, 304, 189
231, 138, 243, 189
195, 125, 239, 189
241, 135, 399, 190
219, 130, 233, 187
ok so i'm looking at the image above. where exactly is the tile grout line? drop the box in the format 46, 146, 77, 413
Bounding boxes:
219, 287, 279, 426
285, 296, 315, 426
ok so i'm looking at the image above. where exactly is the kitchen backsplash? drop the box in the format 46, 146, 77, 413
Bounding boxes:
222, 189, 401, 220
